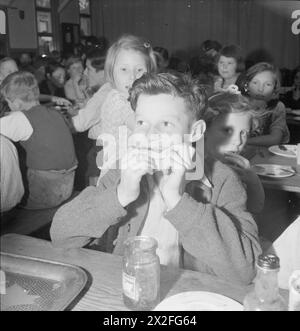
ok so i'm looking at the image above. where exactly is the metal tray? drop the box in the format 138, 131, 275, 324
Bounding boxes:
0, 252, 88, 311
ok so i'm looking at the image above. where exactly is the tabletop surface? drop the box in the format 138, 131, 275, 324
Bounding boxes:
0, 234, 251, 311
250, 146, 300, 193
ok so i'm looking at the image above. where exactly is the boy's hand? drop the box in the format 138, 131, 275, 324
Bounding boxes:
51, 96, 72, 107
160, 144, 195, 210
117, 147, 153, 207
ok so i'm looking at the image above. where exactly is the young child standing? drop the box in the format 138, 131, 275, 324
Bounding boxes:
51, 72, 261, 285
72, 34, 157, 183
237, 62, 290, 147
203, 92, 265, 215
0, 71, 77, 209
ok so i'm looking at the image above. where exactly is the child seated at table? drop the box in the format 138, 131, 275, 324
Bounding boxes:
51, 72, 262, 285
64, 56, 87, 103
0, 134, 24, 214
237, 62, 290, 147
203, 91, 265, 215
0, 71, 78, 209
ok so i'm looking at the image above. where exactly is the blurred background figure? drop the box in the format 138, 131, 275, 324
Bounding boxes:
0, 134, 24, 215
214, 44, 245, 92
19, 52, 34, 73
39, 62, 66, 98
280, 66, 300, 110
64, 56, 87, 103
154, 46, 170, 73
190, 39, 222, 78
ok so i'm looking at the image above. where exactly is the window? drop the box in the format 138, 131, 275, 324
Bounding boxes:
35, 0, 54, 54
79, 0, 92, 37
0, 9, 6, 34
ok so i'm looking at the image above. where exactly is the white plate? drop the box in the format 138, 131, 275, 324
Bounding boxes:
153, 291, 243, 311
252, 164, 295, 178
268, 145, 297, 158
290, 109, 300, 116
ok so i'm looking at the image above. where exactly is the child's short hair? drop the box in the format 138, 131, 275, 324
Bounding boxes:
105, 34, 157, 86
203, 92, 253, 127
0, 57, 16, 71
65, 56, 82, 70
1, 71, 39, 103
217, 45, 245, 73
86, 48, 106, 72
129, 72, 207, 121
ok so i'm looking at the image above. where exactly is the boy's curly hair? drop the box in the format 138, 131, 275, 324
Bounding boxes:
129, 72, 207, 121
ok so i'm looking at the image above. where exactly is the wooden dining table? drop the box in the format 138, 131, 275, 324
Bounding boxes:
0, 233, 256, 311
250, 147, 300, 193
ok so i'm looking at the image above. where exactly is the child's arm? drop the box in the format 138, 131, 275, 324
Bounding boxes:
246, 128, 284, 147
50, 147, 152, 248
39, 94, 72, 107
247, 102, 289, 147
0, 111, 33, 142
64, 79, 85, 102
222, 152, 265, 214
71, 82, 112, 132
164, 164, 262, 285
235, 168, 265, 214
50, 170, 127, 248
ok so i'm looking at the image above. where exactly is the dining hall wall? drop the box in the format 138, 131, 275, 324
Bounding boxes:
92, 0, 300, 70
5, 0, 37, 50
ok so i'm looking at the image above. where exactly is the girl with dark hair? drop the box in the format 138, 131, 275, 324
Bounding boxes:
214, 45, 245, 92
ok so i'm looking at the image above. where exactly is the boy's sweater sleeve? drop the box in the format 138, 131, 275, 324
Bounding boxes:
165, 168, 262, 285
50, 170, 127, 248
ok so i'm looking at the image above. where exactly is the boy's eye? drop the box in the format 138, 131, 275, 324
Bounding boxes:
162, 121, 172, 128
136, 120, 145, 126
223, 127, 233, 135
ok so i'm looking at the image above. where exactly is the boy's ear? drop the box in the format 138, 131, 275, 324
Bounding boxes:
190, 120, 206, 143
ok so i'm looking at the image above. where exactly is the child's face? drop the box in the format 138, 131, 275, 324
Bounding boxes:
133, 93, 203, 144
248, 70, 275, 100
205, 112, 252, 157
218, 56, 237, 80
84, 59, 105, 87
68, 62, 83, 78
113, 49, 147, 96
294, 72, 300, 88
0, 60, 18, 81
50, 68, 65, 87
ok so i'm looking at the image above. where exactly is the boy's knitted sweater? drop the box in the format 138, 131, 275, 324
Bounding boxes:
51, 157, 262, 285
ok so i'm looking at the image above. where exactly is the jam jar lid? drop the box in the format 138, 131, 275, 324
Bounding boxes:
257, 254, 280, 270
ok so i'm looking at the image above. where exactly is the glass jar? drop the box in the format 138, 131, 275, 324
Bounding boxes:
122, 236, 160, 311
243, 254, 287, 311
288, 270, 300, 311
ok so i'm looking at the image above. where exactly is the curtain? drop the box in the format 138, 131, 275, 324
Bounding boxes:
92, 0, 300, 69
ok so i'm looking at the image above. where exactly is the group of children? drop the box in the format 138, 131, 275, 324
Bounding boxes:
0, 34, 297, 286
